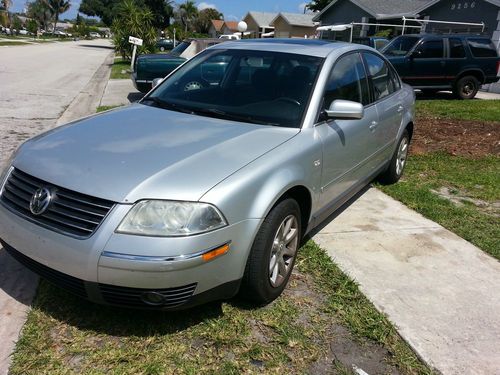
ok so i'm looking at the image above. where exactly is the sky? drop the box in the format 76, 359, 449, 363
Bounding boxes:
12, 0, 311, 22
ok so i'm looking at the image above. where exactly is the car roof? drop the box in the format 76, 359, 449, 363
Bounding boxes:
398, 33, 492, 39
209, 38, 362, 58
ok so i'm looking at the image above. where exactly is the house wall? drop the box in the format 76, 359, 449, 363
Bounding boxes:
273, 17, 317, 38
221, 25, 237, 35
243, 14, 262, 38
421, 0, 500, 50
208, 25, 218, 38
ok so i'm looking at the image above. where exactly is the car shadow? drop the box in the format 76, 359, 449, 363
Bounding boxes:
77, 44, 114, 50
0, 249, 39, 306
33, 279, 226, 337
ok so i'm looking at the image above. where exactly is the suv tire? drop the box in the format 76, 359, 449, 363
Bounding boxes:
378, 129, 410, 185
453, 75, 480, 99
240, 198, 301, 305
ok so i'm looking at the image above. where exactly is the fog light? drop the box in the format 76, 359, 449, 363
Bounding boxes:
141, 291, 166, 306
202, 243, 230, 262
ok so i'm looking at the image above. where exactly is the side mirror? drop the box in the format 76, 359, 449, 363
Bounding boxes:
152, 77, 164, 89
324, 100, 364, 120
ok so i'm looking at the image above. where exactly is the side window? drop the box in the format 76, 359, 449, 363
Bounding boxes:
467, 38, 498, 57
323, 53, 370, 109
374, 39, 388, 51
449, 38, 466, 58
363, 52, 395, 101
415, 40, 444, 58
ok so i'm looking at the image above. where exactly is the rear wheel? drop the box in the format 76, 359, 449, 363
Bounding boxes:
378, 129, 410, 185
453, 75, 480, 99
241, 199, 301, 305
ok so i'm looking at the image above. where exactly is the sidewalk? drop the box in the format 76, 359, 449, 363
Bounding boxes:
313, 188, 500, 375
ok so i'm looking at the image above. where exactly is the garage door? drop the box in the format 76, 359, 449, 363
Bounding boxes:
275, 31, 290, 38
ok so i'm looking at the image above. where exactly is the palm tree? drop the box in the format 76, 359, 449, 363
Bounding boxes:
43, 0, 71, 33
1, 0, 12, 10
178, 0, 197, 32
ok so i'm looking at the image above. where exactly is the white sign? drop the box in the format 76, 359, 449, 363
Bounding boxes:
128, 36, 143, 46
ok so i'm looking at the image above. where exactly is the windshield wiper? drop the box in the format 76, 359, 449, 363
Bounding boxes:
141, 97, 192, 114
190, 107, 280, 126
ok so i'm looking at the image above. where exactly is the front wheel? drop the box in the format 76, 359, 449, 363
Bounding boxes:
378, 129, 410, 185
240, 199, 301, 305
453, 75, 479, 99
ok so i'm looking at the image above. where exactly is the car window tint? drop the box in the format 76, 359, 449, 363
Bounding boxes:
363, 52, 395, 101
449, 38, 466, 58
323, 53, 370, 108
415, 40, 443, 58
467, 38, 498, 57
236, 56, 273, 84
389, 67, 401, 90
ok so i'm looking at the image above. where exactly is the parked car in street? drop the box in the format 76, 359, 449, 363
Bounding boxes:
382, 34, 500, 99
0, 39, 415, 310
89, 32, 100, 38
156, 38, 175, 51
352, 36, 389, 50
132, 38, 227, 93
219, 34, 240, 40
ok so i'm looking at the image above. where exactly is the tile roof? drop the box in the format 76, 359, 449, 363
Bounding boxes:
223, 21, 239, 32
271, 12, 317, 27
211, 19, 224, 32
245, 11, 278, 27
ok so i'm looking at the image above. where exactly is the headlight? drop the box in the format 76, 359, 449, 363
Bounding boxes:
116, 200, 227, 237
0, 149, 17, 190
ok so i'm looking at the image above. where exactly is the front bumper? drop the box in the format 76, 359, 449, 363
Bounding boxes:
0, 202, 261, 309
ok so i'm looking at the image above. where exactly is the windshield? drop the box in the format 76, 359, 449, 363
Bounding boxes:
382, 36, 420, 56
144, 49, 323, 128
170, 41, 190, 56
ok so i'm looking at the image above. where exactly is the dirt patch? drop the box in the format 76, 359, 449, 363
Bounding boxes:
431, 187, 500, 217
412, 117, 499, 157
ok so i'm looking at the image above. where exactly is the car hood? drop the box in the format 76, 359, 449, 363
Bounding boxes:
14, 104, 298, 203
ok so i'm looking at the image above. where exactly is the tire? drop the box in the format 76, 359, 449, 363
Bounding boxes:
453, 75, 479, 99
241, 198, 302, 305
378, 129, 410, 185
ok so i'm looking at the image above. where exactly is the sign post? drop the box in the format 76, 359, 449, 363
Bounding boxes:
128, 36, 143, 71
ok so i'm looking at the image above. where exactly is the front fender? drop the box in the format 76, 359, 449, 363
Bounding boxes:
199, 129, 321, 226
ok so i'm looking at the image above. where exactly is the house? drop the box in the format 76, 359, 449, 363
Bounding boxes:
221, 21, 239, 35
243, 11, 277, 38
208, 19, 224, 38
313, 0, 500, 49
270, 12, 318, 38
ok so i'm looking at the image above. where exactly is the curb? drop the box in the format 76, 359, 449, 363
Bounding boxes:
57, 51, 114, 125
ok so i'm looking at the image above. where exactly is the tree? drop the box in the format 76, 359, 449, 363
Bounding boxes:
79, 0, 120, 26
1, 0, 12, 11
27, 0, 52, 31
26, 18, 38, 34
12, 13, 21, 33
194, 7, 222, 34
144, 0, 173, 30
111, 0, 156, 59
306, 0, 332, 12
178, 0, 197, 32
42, 0, 71, 33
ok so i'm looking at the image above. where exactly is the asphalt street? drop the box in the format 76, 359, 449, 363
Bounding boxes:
0, 39, 113, 374
0, 39, 113, 166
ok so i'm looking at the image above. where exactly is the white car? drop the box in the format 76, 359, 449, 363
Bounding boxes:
219, 34, 240, 40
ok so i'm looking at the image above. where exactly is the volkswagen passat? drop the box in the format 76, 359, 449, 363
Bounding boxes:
0, 40, 415, 309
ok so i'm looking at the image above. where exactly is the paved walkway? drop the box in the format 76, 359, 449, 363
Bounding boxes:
100, 79, 143, 107
313, 188, 500, 375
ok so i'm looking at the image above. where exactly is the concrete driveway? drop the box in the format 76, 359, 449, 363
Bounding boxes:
0, 39, 113, 374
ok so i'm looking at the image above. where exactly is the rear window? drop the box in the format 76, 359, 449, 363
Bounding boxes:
449, 38, 466, 58
467, 39, 498, 58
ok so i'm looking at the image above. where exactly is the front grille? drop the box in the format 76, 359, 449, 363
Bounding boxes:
3, 241, 87, 298
0, 168, 115, 238
99, 283, 198, 308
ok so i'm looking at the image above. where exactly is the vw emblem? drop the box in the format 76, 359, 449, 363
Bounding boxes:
29, 187, 52, 215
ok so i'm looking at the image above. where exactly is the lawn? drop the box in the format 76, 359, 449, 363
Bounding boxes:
0, 41, 30, 46
415, 99, 500, 122
381, 99, 499, 260
111, 57, 131, 79
10, 242, 432, 375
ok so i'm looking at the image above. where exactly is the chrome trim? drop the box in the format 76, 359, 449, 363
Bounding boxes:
101, 241, 231, 263
0, 166, 13, 195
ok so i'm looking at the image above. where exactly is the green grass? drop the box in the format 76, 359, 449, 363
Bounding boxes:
0, 41, 29, 46
379, 153, 500, 260
96, 105, 122, 113
111, 58, 131, 79
416, 99, 500, 122
10, 241, 432, 374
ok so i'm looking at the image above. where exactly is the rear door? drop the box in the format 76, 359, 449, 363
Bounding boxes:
316, 52, 379, 207
442, 37, 468, 85
362, 52, 403, 167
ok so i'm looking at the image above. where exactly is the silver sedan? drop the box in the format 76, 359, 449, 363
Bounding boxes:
0, 39, 415, 309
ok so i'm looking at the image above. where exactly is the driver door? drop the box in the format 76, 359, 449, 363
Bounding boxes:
315, 52, 379, 208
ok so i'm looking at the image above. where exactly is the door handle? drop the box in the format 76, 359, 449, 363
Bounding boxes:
397, 105, 404, 113
369, 121, 378, 130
